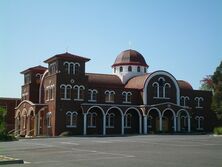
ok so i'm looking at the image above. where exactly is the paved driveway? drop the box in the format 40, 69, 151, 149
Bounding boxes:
1, 135, 222, 167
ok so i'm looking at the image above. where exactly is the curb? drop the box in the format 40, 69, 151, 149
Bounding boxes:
0, 155, 24, 165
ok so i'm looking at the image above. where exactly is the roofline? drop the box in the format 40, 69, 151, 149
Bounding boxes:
112, 62, 149, 67
44, 52, 90, 63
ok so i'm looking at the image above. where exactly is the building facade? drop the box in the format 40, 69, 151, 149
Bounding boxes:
15, 50, 213, 137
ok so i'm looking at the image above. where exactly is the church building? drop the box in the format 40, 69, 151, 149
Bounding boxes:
14, 50, 213, 137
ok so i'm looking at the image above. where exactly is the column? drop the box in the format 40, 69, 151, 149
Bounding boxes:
174, 117, 177, 132
143, 116, 147, 134
83, 113, 87, 135
139, 116, 142, 134
34, 115, 37, 136
103, 115, 106, 135
159, 117, 162, 131
188, 117, 191, 132
121, 115, 124, 135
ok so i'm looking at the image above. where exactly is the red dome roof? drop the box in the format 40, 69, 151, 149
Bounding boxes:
112, 49, 148, 67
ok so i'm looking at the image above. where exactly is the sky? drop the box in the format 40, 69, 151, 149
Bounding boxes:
0, 0, 221, 98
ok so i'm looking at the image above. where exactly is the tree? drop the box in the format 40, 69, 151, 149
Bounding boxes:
211, 61, 222, 118
200, 75, 213, 91
0, 106, 7, 136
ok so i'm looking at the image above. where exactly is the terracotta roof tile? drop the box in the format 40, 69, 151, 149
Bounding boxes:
125, 73, 150, 89
86, 73, 123, 87
20, 65, 47, 74
44, 52, 90, 63
177, 80, 193, 90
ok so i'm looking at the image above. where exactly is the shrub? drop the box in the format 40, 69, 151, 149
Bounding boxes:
214, 127, 222, 135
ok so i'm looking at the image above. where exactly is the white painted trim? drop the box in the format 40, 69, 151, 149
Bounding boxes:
143, 70, 180, 105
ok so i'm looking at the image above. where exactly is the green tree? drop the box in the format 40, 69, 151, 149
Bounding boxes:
200, 61, 222, 119
211, 61, 222, 118
0, 106, 7, 136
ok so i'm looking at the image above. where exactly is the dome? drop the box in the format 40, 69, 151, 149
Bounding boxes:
112, 49, 148, 67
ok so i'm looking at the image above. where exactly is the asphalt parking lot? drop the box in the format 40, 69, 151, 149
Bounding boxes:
0, 135, 222, 167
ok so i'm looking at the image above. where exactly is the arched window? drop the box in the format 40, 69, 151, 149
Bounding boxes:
46, 112, 52, 128
137, 66, 140, 72
164, 83, 171, 98
120, 66, 123, 72
122, 91, 132, 103
180, 96, 190, 107
88, 89, 98, 102
79, 86, 85, 100
195, 116, 204, 130
114, 67, 116, 73
106, 113, 115, 128
60, 85, 66, 99
124, 113, 132, 128
64, 62, 69, 74
73, 85, 85, 100
69, 63, 75, 75
128, 66, 132, 72
87, 112, 97, 128
66, 85, 72, 99
144, 67, 147, 73
147, 116, 153, 129
105, 90, 115, 102
152, 77, 171, 99
74, 63, 80, 74
152, 82, 159, 98
66, 111, 78, 128
195, 97, 204, 108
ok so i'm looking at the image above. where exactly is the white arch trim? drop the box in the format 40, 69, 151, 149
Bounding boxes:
147, 107, 161, 118
86, 106, 105, 116
143, 70, 180, 105
39, 69, 49, 103
162, 108, 176, 118
106, 106, 124, 117
125, 107, 142, 134
15, 100, 35, 110
177, 109, 190, 118
27, 107, 35, 116
15, 110, 21, 118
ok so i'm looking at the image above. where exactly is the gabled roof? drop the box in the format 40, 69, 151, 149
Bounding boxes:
86, 73, 123, 88
44, 52, 90, 63
20, 65, 47, 74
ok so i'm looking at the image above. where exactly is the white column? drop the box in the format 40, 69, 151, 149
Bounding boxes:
37, 112, 41, 135
103, 115, 106, 135
139, 116, 142, 134
159, 117, 162, 131
121, 115, 124, 135
174, 117, 177, 132
83, 113, 87, 135
188, 117, 191, 132
143, 116, 147, 134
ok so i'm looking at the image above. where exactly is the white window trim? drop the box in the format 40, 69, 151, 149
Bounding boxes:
60, 84, 72, 100
87, 112, 97, 128
180, 96, 190, 107
124, 113, 132, 128
105, 90, 115, 103
46, 112, 52, 128
106, 113, 115, 128
66, 111, 78, 128
195, 97, 204, 108
74, 85, 85, 101
195, 116, 204, 130
88, 89, 98, 102
122, 91, 132, 104
63, 61, 80, 75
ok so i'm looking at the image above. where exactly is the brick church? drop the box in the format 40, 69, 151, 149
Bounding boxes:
14, 50, 213, 137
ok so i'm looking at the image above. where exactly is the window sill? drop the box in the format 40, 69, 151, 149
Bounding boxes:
87, 126, 96, 128
66, 125, 77, 128
106, 126, 114, 128
195, 107, 203, 109
61, 98, 71, 100
88, 100, 97, 102
123, 101, 131, 104
153, 97, 170, 100
74, 99, 84, 101
105, 101, 114, 103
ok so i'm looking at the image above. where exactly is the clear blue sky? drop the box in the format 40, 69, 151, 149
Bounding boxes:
0, 0, 221, 98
